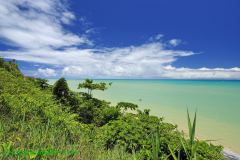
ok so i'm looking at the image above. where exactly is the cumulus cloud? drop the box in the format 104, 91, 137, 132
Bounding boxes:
0, 42, 196, 78
37, 68, 56, 77
0, 0, 92, 50
0, 1, 240, 79
3, 41, 240, 79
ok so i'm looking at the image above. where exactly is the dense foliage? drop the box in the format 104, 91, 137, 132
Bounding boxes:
0, 58, 224, 159
53, 77, 70, 99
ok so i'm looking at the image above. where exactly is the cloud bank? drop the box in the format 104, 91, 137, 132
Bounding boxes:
37, 68, 56, 77
0, 0, 240, 79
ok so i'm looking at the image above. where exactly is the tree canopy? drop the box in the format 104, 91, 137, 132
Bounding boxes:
52, 77, 70, 99
116, 102, 138, 111
78, 79, 111, 96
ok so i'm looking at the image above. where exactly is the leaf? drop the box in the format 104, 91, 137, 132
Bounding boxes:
192, 143, 199, 157
29, 151, 38, 159
191, 111, 197, 145
180, 136, 190, 159
168, 145, 178, 160
187, 109, 192, 142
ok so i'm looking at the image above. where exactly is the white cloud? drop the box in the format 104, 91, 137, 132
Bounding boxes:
0, 1, 239, 79
37, 68, 56, 77
1, 37, 240, 79
61, 12, 75, 24
0, 0, 91, 50
162, 65, 240, 79
0, 42, 196, 78
169, 39, 181, 47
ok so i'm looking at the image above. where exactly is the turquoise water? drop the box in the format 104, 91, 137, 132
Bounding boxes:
49, 79, 240, 153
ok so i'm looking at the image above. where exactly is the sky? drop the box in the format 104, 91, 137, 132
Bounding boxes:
0, 0, 240, 79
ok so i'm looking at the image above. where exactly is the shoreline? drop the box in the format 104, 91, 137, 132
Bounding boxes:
224, 149, 240, 160
49, 79, 240, 157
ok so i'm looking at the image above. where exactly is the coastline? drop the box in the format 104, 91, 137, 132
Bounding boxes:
49, 79, 240, 157
224, 149, 240, 160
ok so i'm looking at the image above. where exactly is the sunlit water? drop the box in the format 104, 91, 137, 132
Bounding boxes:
49, 79, 240, 153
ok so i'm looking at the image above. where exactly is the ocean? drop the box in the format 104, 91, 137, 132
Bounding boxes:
48, 79, 240, 153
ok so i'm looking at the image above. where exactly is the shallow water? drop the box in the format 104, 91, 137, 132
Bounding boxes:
49, 79, 240, 153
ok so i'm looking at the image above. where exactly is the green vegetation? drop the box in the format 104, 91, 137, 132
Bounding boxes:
0, 58, 224, 159
116, 102, 138, 111
53, 77, 70, 99
78, 79, 111, 97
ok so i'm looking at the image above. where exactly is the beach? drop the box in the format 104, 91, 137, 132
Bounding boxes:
49, 79, 240, 154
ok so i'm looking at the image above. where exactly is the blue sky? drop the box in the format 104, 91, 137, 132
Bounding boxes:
0, 0, 240, 79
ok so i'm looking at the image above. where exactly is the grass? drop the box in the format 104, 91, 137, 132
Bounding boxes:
0, 117, 136, 160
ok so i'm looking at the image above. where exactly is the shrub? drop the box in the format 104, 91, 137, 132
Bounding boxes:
53, 77, 70, 99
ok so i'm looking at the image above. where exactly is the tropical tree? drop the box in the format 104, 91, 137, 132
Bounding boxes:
78, 79, 110, 96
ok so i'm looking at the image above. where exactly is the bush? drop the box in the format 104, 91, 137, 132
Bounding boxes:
53, 77, 70, 99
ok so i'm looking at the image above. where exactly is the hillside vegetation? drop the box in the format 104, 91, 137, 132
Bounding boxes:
0, 58, 224, 159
